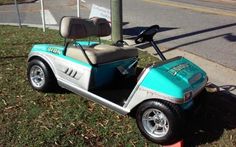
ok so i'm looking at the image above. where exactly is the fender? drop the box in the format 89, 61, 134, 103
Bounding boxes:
28, 51, 58, 78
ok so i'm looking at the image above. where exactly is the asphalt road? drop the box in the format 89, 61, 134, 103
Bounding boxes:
0, 0, 235, 70
171, 0, 236, 11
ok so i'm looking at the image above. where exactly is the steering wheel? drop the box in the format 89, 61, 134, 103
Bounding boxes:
135, 25, 160, 44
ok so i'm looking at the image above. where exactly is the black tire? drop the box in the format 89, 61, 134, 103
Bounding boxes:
27, 59, 57, 92
136, 100, 184, 145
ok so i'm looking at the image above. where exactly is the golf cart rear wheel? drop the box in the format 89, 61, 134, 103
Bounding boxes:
136, 100, 184, 145
27, 59, 56, 92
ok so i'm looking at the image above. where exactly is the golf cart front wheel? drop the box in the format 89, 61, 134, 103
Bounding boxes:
136, 100, 184, 145
27, 59, 56, 92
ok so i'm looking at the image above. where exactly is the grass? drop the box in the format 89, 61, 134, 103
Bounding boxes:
0, 25, 236, 146
0, 25, 158, 146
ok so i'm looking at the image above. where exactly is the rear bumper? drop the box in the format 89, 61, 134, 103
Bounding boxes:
180, 78, 207, 110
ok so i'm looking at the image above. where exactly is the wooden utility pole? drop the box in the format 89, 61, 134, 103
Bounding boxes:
111, 0, 123, 43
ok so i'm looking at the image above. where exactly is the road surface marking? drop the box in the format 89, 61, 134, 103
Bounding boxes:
144, 0, 236, 17
42, 9, 57, 25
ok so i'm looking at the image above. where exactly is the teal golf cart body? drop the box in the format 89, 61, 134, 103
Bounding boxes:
27, 17, 207, 145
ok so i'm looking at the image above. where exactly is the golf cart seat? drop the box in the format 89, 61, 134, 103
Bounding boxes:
66, 45, 138, 64
60, 16, 138, 64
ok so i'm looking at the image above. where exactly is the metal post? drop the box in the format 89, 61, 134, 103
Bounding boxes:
40, 0, 46, 32
77, 0, 80, 17
111, 0, 123, 43
14, 0, 21, 28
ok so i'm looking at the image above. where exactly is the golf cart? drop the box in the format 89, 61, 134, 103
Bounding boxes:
27, 17, 207, 144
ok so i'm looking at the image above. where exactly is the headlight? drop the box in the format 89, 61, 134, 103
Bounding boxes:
184, 91, 192, 102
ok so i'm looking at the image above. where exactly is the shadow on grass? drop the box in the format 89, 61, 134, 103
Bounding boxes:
44, 86, 72, 94
185, 89, 236, 146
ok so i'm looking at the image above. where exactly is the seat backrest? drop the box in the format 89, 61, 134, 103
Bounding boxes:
91, 17, 111, 37
60, 16, 111, 39
60, 16, 96, 39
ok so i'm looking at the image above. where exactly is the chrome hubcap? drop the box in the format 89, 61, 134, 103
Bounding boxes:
30, 65, 45, 88
142, 108, 169, 138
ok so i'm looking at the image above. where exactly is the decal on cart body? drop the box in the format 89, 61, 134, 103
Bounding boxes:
48, 47, 62, 54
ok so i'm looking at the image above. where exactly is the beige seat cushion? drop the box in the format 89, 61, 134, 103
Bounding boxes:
66, 45, 138, 64
94, 44, 138, 59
